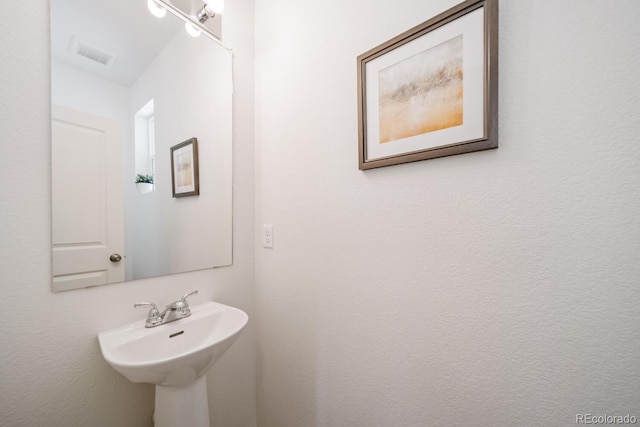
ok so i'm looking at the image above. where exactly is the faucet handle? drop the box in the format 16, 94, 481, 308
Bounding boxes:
180, 290, 198, 306
167, 290, 198, 315
134, 301, 159, 312
134, 302, 163, 327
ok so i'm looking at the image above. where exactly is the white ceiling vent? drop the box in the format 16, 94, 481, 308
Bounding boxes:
68, 36, 117, 67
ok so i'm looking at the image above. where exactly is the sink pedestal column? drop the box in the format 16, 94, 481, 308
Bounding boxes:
154, 376, 210, 427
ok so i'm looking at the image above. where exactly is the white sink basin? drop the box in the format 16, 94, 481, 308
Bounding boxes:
98, 301, 248, 387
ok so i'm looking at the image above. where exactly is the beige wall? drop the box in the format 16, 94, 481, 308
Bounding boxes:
0, 0, 255, 426
254, 0, 640, 425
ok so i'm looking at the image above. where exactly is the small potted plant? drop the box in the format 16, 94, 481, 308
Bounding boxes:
135, 173, 154, 194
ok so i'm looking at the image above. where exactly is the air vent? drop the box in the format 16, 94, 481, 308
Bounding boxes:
68, 36, 117, 67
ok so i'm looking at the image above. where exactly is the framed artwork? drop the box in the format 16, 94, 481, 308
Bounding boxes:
170, 137, 200, 197
357, 0, 498, 170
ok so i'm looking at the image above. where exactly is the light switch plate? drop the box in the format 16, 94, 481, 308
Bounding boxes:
263, 224, 273, 248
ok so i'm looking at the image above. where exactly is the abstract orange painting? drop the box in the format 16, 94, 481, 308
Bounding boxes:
357, 0, 499, 170
378, 35, 463, 144
171, 137, 200, 197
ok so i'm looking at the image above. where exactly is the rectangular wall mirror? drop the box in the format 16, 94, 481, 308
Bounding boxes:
50, 0, 233, 292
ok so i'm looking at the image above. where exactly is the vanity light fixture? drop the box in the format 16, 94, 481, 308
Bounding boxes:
184, 21, 202, 38
147, 0, 167, 18
197, 0, 225, 23
147, 0, 230, 50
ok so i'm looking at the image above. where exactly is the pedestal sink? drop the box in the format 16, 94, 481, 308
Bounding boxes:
98, 301, 248, 427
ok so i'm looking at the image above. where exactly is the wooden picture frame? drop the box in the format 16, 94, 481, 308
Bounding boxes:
170, 137, 199, 197
357, 0, 498, 170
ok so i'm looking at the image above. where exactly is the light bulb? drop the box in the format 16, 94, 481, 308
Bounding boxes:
204, 0, 225, 15
147, 0, 167, 18
185, 21, 201, 37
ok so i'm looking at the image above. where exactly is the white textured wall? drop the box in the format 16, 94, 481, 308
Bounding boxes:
0, 0, 255, 426
128, 30, 233, 279
254, 1, 640, 426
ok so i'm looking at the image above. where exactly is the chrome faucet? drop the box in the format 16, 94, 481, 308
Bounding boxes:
134, 290, 198, 328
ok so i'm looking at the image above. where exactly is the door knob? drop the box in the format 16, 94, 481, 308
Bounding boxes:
110, 254, 122, 262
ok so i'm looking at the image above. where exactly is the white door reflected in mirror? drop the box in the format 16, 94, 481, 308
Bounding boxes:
52, 105, 125, 290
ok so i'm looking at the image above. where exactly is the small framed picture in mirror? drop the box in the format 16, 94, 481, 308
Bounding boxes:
170, 137, 200, 197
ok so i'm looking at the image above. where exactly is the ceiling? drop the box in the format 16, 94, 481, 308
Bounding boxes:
51, 0, 222, 87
